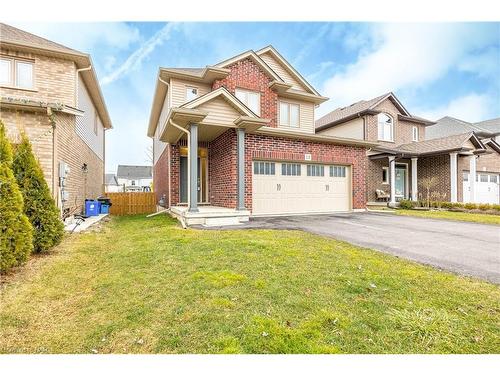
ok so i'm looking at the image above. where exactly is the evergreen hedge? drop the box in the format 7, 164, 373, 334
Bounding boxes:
13, 133, 64, 253
0, 122, 33, 272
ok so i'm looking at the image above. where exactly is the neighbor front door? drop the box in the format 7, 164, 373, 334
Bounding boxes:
395, 167, 406, 199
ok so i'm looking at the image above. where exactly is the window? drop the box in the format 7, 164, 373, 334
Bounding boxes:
281, 163, 301, 176
412, 126, 419, 142
330, 165, 346, 178
491, 175, 498, 183
279, 102, 299, 128
382, 167, 389, 184
254, 161, 275, 175
235, 88, 260, 115
186, 87, 198, 102
480, 174, 488, 183
131, 180, 136, 186
377, 113, 393, 142
0, 58, 12, 85
463, 172, 469, 182
93, 112, 98, 135
15, 61, 33, 89
306, 164, 324, 177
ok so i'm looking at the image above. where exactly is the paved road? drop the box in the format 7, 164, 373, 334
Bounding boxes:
207, 212, 500, 284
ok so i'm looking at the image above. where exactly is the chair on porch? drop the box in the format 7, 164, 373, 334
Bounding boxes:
376, 189, 390, 202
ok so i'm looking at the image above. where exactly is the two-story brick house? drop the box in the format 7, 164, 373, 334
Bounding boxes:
0, 23, 112, 215
316, 92, 499, 205
148, 46, 376, 225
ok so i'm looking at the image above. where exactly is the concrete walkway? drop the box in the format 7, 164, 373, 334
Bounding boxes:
206, 212, 500, 284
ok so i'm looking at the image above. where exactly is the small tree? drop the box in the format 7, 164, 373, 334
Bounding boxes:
419, 177, 438, 208
12, 133, 64, 253
0, 122, 33, 272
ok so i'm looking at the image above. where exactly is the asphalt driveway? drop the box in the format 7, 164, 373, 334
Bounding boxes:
212, 212, 500, 284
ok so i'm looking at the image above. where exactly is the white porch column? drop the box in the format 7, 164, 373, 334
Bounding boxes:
188, 123, 199, 213
411, 157, 418, 201
389, 156, 396, 204
469, 155, 477, 203
450, 152, 458, 202
236, 128, 246, 210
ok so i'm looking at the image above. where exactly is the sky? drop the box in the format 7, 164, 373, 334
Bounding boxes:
10, 22, 500, 173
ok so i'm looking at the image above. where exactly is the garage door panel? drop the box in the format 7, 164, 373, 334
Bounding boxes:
252, 161, 351, 215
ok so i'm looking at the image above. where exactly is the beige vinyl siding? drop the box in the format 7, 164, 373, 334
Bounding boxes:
277, 97, 315, 134
76, 76, 104, 160
318, 117, 364, 140
170, 78, 210, 108
259, 52, 308, 92
154, 92, 169, 164
197, 97, 242, 126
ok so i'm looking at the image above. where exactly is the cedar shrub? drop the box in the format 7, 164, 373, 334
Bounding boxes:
0, 121, 33, 271
12, 132, 64, 253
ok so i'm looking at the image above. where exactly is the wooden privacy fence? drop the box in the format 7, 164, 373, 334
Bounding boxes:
104, 192, 156, 216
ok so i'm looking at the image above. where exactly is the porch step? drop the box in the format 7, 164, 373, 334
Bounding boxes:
170, 205, 250, 227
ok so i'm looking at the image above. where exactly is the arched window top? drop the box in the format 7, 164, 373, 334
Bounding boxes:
377, 113, 394, 141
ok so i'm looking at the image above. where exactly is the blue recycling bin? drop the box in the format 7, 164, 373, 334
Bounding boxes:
100, 204, 110, 214
85, 199, 99, 216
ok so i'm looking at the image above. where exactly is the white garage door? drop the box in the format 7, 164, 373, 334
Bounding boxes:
463, 172, 500, 204
252, 161, 351, 215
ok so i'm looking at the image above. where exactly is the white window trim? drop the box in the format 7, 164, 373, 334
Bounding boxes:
412, 126, 419, 142
377, 113, 394, 142
382, 166, 389, 184
279, 101, 300, 128
0, 56, 35, 90
235, 88, 261, 116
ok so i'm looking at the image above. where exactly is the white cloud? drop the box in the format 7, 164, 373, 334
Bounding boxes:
100, 23, 177, 86
318, 23, 499, 117
10, 22, 140, 51
416, 93, 496, 122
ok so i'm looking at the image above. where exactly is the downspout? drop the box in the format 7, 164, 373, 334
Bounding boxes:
157, 76, 171, 207
169, 119, 191, 209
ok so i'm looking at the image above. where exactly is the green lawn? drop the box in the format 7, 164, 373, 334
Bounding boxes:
1, 215, 499, 354
395, 209, 500, 225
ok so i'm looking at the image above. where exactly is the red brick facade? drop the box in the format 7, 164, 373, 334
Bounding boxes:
212, 58, 278, 128
153, 145, 170, 205
208, 129, 238, 208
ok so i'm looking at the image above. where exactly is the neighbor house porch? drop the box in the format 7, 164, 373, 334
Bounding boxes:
368, 133, 488, 205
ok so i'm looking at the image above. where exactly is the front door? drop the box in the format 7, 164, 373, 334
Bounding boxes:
395, 166, 406, 200
179, 155, 208, 204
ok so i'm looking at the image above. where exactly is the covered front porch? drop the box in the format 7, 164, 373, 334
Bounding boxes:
159, 88, 269, 226
368, 133, 487, 206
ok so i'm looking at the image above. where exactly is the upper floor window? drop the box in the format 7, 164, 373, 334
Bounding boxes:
377, 113, 393, 142
235, 88, 260, 115
186, 87, 198, 102
279, 101, 299, 128
0, 58, 34, 89
412, 126, 419, 142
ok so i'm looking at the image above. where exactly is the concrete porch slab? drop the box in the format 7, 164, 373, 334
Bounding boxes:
170, 205, 250, 227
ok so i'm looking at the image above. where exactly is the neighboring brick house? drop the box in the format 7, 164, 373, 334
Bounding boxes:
427, 116, 500, 204
316, 93, 500, 205
148, 46, 375, 225
0, 23, 112, 215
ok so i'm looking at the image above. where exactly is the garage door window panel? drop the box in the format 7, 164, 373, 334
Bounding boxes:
254, 161, 275, 175
307, 164, 324, 177
282, 163, 301, 176
330, 165, 346, 178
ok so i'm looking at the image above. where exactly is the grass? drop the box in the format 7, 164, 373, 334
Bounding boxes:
1, 215, 499, 354
395, 209, 500, 225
